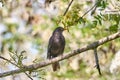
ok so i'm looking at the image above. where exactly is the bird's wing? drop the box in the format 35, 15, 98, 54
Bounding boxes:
59, 36, 65, 55
47, 36, 53, 59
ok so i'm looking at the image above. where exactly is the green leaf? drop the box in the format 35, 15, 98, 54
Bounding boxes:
79, 17, 85, 24
93, 20, 97, 27
109, 24, 118, 32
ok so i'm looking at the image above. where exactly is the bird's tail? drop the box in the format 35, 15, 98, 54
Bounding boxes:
52, 62, 60, 71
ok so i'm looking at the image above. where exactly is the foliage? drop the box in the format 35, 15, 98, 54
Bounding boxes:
0, 0, 120, 80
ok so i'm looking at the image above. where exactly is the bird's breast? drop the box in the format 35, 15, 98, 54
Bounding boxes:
51, 35, 64, 50
53, 33, 63, 43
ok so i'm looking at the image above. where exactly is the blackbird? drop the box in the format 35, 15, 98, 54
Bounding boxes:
47, 27, 65, 71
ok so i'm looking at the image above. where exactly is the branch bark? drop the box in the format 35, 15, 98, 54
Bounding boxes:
0, 31, 120, 78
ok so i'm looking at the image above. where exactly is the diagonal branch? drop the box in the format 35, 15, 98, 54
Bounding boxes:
77, 1, 98, 22
0, 31, 120, 78
63, 0, 74, 16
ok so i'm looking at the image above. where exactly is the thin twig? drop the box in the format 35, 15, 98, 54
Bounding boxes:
0, 56, 33, 80
0, 56, 18, 67
63, 0, 74, 16
24, 72, 33, 80
0, 31, 120, 78
77, 1, 97, 22
94, 48, 102, 75
81, 3, 96, 18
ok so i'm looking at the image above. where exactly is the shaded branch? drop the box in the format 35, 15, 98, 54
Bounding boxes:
94, 48, 101, 75
0, 31, 120, 78
63, 0, 74, 16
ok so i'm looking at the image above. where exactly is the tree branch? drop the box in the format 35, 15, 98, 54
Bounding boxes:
0, 56, 33, 80
94, 48, 101, 75
0, 31, 120, 78
63, 0, 74, 16
77, 1, 97, 22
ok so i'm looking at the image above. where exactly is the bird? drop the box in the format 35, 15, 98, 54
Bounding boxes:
47, 27, 65, 71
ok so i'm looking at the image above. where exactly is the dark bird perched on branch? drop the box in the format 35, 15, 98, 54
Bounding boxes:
47, 27, 66, 71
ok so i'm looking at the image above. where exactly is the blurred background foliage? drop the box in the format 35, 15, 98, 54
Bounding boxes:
0, 0, 120, 80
